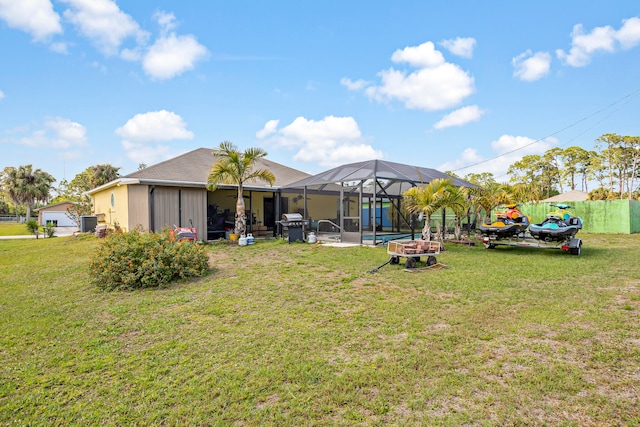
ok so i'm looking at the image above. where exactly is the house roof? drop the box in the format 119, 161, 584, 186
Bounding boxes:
541, 190, 589, 202
282, 159, 473, 196
36, 201, 75, 212
89, 147, 311, 194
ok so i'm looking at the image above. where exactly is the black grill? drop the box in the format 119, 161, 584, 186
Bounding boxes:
278, 213, 309, 243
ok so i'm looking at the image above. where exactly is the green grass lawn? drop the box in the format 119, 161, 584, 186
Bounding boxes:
1, 234, 639, 425
0, 221, 33, 236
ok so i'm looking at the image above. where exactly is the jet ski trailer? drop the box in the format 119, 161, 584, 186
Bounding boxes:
481, 234, 582, 255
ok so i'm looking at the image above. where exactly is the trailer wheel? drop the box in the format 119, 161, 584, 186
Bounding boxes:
570, 243, 581, 255
405, 257, 417, 269
390, 256, 399, 264
426, 255, 437, 266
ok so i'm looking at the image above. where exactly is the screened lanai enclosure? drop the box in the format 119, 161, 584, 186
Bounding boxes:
281, 159, 473, 245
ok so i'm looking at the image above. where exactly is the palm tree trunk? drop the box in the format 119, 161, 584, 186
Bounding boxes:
422, 215, 431, 241
454, 219, 462, 241
235, 186, 246, 235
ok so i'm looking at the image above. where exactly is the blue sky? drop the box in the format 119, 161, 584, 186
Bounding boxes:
1, 1, 639, 186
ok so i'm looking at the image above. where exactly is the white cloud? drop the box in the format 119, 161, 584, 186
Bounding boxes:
0, 89, 4, 99
154, 10, 177, 35
13, 117, 87, 157
139, 10, 208, 80
116, 110, 194, 164
49, 41, 68, 54
61, 0, 149, 56
142, 33, 208, 80
512, 50, 552, 81
256, 116, 383, 168
616, 16, 640, 49
391, 41, 445, 67
433, 105, 486, 130
347, 41, 475, 111
439, 37, 476, 58
256, 119, 279, 139
116, 110, 194, 142
340, 77, 369, 91
556, 16, 640, 67
0, 0, 62, 41
439, 134, 558, 178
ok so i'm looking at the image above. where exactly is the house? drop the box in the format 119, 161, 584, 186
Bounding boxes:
37, 202, 77, 227
88, 148, 476, 242
87, 148, 311, 239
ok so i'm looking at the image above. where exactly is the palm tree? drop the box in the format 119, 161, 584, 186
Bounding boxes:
3, 165, 56, 220
403, 178, 452, 241
441, 185, 470, 241
469, 181, 514, 224
91, 164, 120, 188
207, 141, 275, 236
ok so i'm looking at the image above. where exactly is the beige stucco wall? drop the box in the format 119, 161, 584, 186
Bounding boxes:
127, 185, 149, 231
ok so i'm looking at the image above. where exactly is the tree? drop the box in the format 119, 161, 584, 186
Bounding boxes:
542, 148, 564, 194
469, 181, 513, 224
2, 165, 55, 220
509, 182, 541, 204
463, 172, 496, 187
622, 136, 640, 199
561, 146, 590, 191
66, 202, 92, 228
206, 141, 275, 235
402, 178, 452, 241
595, 133, 624, 195
91, 164, 120, 188
508, 153, 559, 199
441, 185, 470, 240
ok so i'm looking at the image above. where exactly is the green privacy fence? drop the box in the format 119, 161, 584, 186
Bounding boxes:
427, 200, 639, 235
520, 200, 640, 234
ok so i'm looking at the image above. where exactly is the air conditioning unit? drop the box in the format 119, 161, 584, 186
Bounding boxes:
80, 216, 98, 232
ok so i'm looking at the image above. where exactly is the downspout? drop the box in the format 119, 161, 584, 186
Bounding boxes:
149, 186, 155, 231
303, 186, 307, 219
178, 189, 182, 227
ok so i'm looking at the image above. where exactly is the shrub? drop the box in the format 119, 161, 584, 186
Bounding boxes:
25, 219, 39, 235
43, 222, 55, 238
88, 229, 209, 291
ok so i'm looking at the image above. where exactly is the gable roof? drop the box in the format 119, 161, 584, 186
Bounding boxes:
541, 190, 589, 202
36, 201, 75, 212
97, 147, 311, 191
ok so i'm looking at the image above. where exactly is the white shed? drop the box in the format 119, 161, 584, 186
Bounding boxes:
37, 202, 77, 227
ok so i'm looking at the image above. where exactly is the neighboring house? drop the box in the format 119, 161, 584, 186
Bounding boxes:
37, 202, 77, 227
87, 148, 311, 240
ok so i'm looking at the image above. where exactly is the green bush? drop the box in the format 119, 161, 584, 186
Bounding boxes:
88, 229, 209, 291
43, 222, 55, 238
25, 219, 39, 235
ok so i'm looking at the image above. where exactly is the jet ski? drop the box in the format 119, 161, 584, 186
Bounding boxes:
479, 203, 530, 240
529, 204, 583, 242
